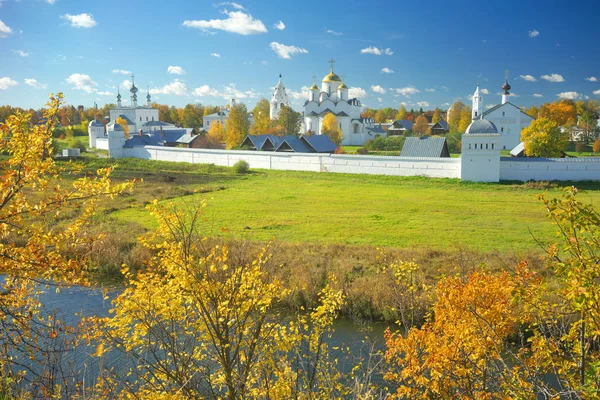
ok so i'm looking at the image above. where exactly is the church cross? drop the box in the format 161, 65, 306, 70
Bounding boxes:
312, 74, 317, 84
131, 73, 135, 85
505, 69, 509, 81
329, 58, 336, 71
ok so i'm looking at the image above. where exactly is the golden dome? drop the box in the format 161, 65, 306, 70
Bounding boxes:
338, 82, 348, 89
322, 71, 342, 82
310, 83, 319, 90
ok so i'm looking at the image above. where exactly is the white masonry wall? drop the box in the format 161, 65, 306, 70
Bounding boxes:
122, 146, 462, 178
95, 138, 109, 151
500, 157, 600, 181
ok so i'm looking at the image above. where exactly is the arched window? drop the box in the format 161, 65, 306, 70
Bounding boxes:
475, 143, 477, 149
486, 143, 489, 149
501, 127, 504, 133
353, 124, 359, 134
474, 111, 477, 117
469, 144, 472, 149
146, 116, 148, 121
502, 111, 505, 116
140, 117, 142, 121
491, 143, 494, 149
152, 116, 154, 121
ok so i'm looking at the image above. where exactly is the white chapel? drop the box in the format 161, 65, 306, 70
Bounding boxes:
303, 60, 384, 146
471, 72, 535, 150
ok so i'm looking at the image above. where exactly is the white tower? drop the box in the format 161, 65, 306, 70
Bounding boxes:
338, 77, 349, 101
472, 82, 483, 120
309, 75, 319, 102
88, 119, 104, 148
501, 70, 511, 105
107, 123, 127, 158
270, 74, 291, 120
461, 119, 501, 182
130, 74, 138, 108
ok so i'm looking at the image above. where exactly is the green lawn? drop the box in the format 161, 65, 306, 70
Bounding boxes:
106, 160, 600, 253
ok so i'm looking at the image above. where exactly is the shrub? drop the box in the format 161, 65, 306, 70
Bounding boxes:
356, 147, 369, 155
364, 136, 405, 151
66, 138, 86, 152
232, 159, 250, 174
593, 139, 600, 154
334, 147, 345, 154
575, 142, 585, 154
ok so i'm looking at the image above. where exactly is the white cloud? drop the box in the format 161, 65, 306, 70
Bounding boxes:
193, 83, 261, 100
425, 88, 435, 92
593, 89, 600, 96
150, 81, 188, 96
349, 87, 367, 98
273, 21, 285, 30
0, 19, 12, 37
377, 97, 383, 103
12, 49, 29, 57
46, 0, 56, 4
121, 79, 132, 89
24, 78, 47, 89
66, 73, 97, 93
269, 42, 308, 59
557, 91, 580, 100
394, 86, 420, 97
183, 10, 267, 35
416, 101, 429, 108
533, 93, 543, 97
325, 28, 342, 36
287, 86, 310, 100
541, 73, 565, 83
61, 13, 97, 28
168, 66, 186, 75
261, 60, 268, 65
214, 2, 244, 9
112, 69, 131, 75
96, 91, 114, 96
486, 104, 495, 109
371, 85, 386, 94
210, 52, 221, 58
381, 67, 394, 74
520, 74, 537, 82
528, 29, 540, 38
360, 46, 393, 56
0, 77, 18, 90
585, 76, 598, 82
481, 88, 489, 94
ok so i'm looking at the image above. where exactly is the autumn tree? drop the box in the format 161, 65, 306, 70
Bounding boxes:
578, 109, 598, 144
539, 101, 577, 127
225, 103, 249, 149
521, 117, 569, 157
413, 114, 430, 136
181, 104, 204, 128
395, 105, 407, 121
250, 98, 272, 134
374, 109, 387, 123
321, 113, 343, 145
276, 104, 301, 135
447, 101, 465, 133
593, 138, 600, 153
457, 105, 472, 133
207, 120, 226, 142
115, 115, 130, 138
0, 93, 130, 397
431, 107, 441, 124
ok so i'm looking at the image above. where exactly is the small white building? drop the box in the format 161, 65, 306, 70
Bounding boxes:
202, 98, 255, 130
471, 74, 535, 150
461, 118, 501, 182
303, 61, 384, 146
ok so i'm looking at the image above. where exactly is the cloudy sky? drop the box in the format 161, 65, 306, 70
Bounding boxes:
0, 0, 599, 111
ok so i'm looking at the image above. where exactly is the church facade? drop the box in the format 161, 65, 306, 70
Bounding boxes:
303, 61, 384, 146
471, 74, 535, 150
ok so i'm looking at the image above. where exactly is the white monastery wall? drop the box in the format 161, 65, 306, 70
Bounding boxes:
95, 138, 109, 150
121, 146, 462, 178
500, 158, 600, 181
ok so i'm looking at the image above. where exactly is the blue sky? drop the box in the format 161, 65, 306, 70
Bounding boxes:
1, 0, 599, 111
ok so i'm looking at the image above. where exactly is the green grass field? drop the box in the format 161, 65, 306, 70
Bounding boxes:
99, 158, 600, 253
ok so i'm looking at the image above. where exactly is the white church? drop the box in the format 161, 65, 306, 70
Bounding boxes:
469, 73, 535, 150
303, 60, 384, 146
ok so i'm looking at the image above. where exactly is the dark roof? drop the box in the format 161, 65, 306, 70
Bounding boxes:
301, 135, 337, 153
400, 136, 450, 158
149, 129, 188, 143
319, 108, 336, 116
390, 120, 413, 130
337, 111, 349, 117
430, 120, 448, 130
306, 111, 319, 117
176, 132, 200, 144
240, 134, 273, 150
365, 127, 386, 135
116, 114, 135, 125
481, 102, 535, 119
89, 119, 104, 127
276, 136, 313, 153
123, 135, 161, 148
465, 119, 498, 134
143, 120, 171, 127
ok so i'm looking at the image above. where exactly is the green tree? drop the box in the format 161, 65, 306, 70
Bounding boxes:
181, 104, 204, 128
225, 103, 250, 149
520, 117, 569, 157
321, 113, 343, 145
276, 105, 301, 135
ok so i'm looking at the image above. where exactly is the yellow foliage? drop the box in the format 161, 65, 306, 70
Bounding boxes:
520, 117, 569, 157
207, 120, 226, 142
115, 116, 130, 138
321, 113, 343, 145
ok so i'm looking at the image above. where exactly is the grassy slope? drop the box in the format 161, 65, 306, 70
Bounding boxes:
106, 160, 600, 253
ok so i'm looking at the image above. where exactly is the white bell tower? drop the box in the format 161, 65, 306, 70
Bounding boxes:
472, 82, 483, 120
269, 74, 290, 120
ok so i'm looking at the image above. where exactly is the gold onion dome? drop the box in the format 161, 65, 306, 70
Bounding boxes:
322, 71, 342, 82
338, 82, 348, 89
310, 83, 319, 90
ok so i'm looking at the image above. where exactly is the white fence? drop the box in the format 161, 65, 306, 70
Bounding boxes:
123, 146, 462, 179
500, 157, 600, 181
